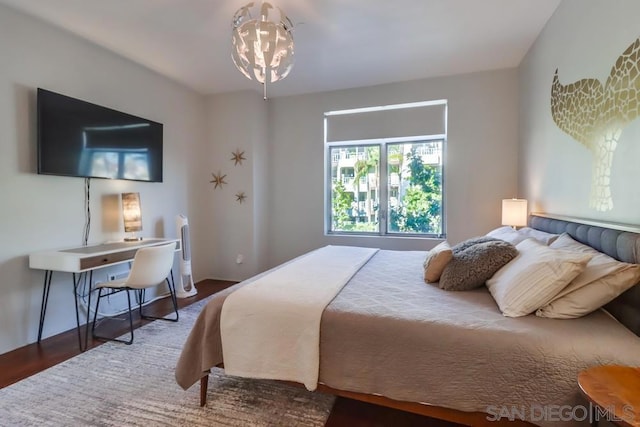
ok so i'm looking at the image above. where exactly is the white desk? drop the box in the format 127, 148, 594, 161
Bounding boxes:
29, 238, 181, 350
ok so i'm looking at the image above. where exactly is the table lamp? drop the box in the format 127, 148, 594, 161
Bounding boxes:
501, 198, 528, 229
122, 192, 143, 241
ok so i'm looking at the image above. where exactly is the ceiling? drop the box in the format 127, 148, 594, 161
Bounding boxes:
0, 0, 562, 97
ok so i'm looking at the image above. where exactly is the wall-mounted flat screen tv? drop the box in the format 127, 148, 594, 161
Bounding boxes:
37, 88, 163, 182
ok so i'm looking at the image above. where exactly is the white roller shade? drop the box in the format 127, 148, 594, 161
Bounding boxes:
326, 102, 446, 142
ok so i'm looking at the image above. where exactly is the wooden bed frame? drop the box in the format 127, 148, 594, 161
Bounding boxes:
195, 213, 640, 426
198, 365, 534, 426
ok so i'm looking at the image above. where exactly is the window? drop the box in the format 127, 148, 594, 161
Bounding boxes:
329, 146, 379, 233
387, 141, 443, 234
325, 100, 446, 237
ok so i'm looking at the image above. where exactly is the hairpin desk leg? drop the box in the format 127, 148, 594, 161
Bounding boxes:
37, 270, 53, 342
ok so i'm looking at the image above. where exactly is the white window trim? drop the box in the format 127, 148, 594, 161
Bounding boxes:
324, 99, 447, 117
324, 137, 446, 238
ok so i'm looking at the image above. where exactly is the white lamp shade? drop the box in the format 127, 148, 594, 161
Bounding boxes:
501, 199, 528, 227
122, 192, 142, 233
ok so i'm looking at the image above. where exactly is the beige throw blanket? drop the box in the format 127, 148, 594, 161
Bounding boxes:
220, 245, 378, 391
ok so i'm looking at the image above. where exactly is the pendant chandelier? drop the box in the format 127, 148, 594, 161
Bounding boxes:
231, 2, 295, 99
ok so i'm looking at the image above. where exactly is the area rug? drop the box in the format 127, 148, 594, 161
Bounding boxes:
0, 297, 335, 426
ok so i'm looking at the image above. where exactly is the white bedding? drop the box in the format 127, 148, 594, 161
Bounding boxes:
318, 250, 640, 427
220, 245, 378, 390
177, 248, 640, 427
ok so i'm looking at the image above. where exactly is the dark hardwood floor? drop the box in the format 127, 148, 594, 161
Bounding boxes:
0, 279, 460, 427
0, 279, 235, 389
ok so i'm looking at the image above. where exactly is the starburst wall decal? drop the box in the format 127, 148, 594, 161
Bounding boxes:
231, 149, 246, 166
235, 191, 247, 204
210, 171, 227, 189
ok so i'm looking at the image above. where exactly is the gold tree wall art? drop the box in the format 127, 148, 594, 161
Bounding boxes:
551, 38, 640, 211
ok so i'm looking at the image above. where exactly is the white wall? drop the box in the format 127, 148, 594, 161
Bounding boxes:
203, 91, 269, 281
265, 69, 520, 268
0, 5, 207, 354
519, 0, 640, 221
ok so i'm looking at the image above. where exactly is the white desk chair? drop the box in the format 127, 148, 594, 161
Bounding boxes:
91, 243, 178, 344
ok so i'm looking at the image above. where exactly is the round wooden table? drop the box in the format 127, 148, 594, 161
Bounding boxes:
578, 365, 640, 427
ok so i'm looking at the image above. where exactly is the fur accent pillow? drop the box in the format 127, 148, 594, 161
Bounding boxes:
451, 236, 502, 253
423, 241, 453, 283
439, 240, 518, 291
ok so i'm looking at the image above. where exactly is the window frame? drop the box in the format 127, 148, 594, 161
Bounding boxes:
324, 100, 448, 239
324, 134, 446, 238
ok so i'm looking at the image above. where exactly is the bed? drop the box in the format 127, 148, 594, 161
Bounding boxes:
175, 214, 640, 426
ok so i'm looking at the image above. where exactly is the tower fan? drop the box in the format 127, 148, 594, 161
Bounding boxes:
176, 215, 197, 298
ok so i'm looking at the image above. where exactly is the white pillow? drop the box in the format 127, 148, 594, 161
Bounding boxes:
517, 227, 559, 245
486, 226, 559, 246
486, 238, 593, 317
486, 226, 528, 245
423, 241, 453, 283
536, 234, 640, 318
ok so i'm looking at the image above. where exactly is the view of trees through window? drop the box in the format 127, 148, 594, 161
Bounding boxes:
329, 140, 443, 236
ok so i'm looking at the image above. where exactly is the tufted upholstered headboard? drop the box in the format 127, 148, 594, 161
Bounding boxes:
529, 213, 640, 337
